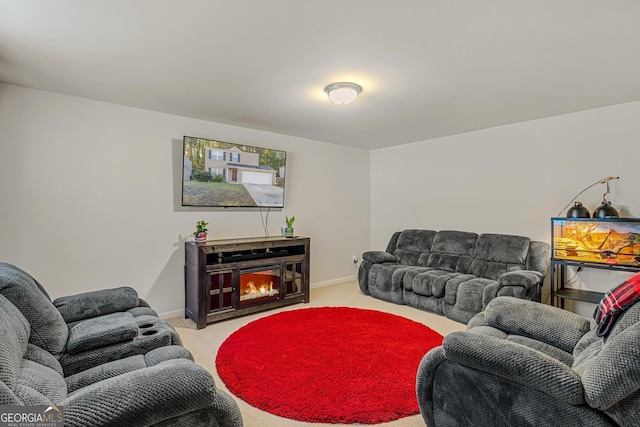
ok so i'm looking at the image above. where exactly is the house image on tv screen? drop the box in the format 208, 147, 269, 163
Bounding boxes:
205, 146, 276, 185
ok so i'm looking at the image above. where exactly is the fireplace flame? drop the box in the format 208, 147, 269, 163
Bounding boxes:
240, 280, 279, 301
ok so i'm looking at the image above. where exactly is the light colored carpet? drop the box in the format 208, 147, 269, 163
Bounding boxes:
167, 279, 466, 427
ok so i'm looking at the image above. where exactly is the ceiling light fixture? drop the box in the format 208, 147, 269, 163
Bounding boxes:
324, 82, 362, 105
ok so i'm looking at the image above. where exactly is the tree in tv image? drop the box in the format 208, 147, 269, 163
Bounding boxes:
182, 136, 286, 208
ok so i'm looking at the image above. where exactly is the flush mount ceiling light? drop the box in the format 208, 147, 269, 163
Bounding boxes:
324, 82, 362, 105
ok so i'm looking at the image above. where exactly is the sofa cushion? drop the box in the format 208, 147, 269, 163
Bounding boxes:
16, 359, 67, 404
0, 263, 68, 355
430, 231, 477, 256
65, 346, 193, 394
0, 295, 30, 394
444, 275, 495, 311
394, 229, 437, 265
582, 321, 640, 410
402, 267, 433, 291
24, 344, 64, 377
468, 234, 531, 280
368, 264, 403, 291
412, 270, 462, 298
0, 295, 67, 406
426, 230, 477, 272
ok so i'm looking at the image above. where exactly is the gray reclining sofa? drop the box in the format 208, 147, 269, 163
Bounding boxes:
417, 296, 640, 426
358, 229, 550, 323
0, 262, 243, 426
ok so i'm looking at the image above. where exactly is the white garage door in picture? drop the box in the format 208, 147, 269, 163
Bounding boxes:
242, 171, 272, 185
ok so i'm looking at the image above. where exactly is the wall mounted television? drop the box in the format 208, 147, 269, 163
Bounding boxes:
182, 136, 287, 208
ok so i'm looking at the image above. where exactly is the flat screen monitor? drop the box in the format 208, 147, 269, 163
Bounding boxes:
182, 136, 287, 208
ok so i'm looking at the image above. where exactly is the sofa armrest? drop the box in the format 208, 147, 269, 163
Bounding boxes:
53, 286, 139, 323
362, 250, 397, 264
443, 331, 585, 405
66, 312, 139, 354
482, 271, 545, 309
62, 360, 220, 426
482, 296, 591, 353
497, 270, 544, 289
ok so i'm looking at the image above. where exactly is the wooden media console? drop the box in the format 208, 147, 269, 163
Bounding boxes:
184, 236, 310, 329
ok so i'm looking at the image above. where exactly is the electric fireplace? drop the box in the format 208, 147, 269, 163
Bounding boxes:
185, 236, 310, 328
239, 266, 281, 307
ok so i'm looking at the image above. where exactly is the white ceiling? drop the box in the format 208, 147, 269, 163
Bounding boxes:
1, 1, 639, 150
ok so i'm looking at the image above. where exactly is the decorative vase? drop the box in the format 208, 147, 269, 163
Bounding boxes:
284, 227, 294, 237
194, 232, 207, 242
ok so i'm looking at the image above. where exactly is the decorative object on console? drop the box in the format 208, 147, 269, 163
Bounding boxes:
324, 82, 362, 105
193, 220, 208, 242
556, 176, 620, 218
284, 215, 295, 237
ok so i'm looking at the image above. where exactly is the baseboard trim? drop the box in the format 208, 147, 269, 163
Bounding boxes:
311, 275, 356, 289
160, 309, 184, 320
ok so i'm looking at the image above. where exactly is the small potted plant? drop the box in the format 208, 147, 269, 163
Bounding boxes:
194, 220, 209, 242
284, 216, 295, 237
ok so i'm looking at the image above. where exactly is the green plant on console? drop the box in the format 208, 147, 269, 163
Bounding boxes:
194, 221, 209, 235
285, 216, 295, 237
193, 220, 209, 242
285, 216, 295, 228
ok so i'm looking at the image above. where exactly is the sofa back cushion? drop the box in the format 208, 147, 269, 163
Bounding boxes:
0, 295, 67, 406
526, 241, 550, 275
53, 287, 139, 324
468, 234, 531, 280
394, 229, 437, 265
426, 230, 478, 272
0, 263, 68, 356
385, 231, 402, 254
579, 302, 640, 410
0, 295, 30, 403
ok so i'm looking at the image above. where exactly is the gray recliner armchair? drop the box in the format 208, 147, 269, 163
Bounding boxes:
417, 296, 640, 426
0, 262, 182, 376
0, 293, 243, 426
0, 262, 243, 426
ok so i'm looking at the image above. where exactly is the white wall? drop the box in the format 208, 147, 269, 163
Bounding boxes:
0, 83, 370, 315
371, 101, 640, 316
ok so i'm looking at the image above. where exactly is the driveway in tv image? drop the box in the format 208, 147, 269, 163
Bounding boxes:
243, 184, 284, 207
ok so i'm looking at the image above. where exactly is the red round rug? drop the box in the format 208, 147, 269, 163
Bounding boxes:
215, 307, 443, 424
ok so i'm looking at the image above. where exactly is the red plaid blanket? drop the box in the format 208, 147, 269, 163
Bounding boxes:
594, 272, 640, 337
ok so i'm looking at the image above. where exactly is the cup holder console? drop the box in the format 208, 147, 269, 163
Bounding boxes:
138, 321, 158, 337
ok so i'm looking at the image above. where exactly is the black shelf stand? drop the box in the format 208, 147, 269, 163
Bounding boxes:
550, 259, 639, 308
